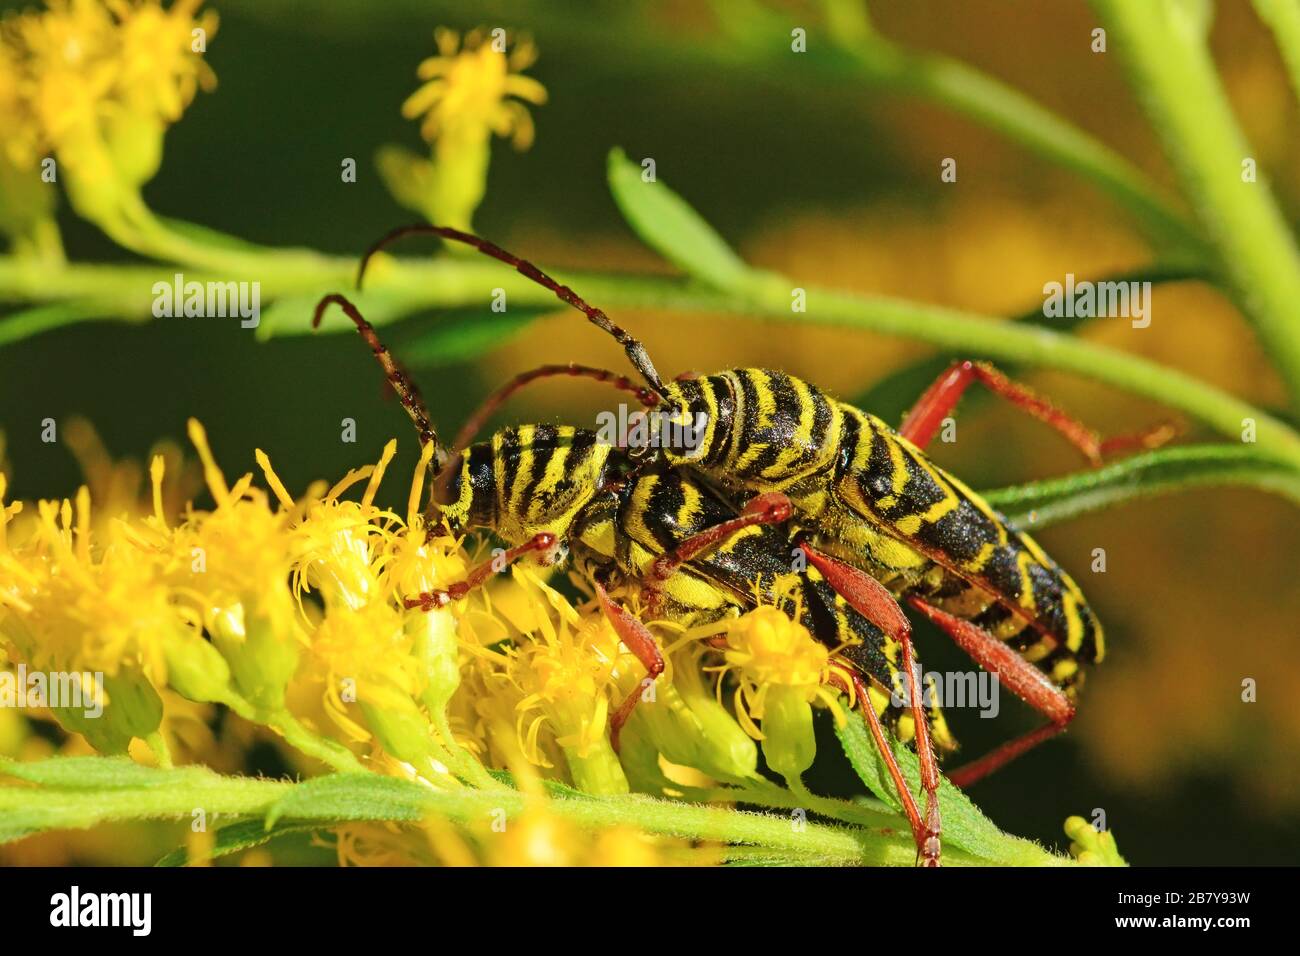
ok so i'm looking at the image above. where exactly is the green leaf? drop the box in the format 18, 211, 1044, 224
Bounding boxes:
156, 820, 320, 867
982, 444, 1300, 529
0, 754, 199, 790
263, 773, 430, 829
0, 302, 120, 347
833, 711, 1056, 864
0, 756, 291, 842
154, 215, 268, 255
607, 147, 754, 292
375, 144, 436, 218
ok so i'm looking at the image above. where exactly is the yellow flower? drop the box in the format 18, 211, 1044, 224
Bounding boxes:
108, 0, 217, 123
402, 27, 546, 150
0, 484, 181, 684
379, 27, 548, 232
488, 567, 630, 795
622, 643, 759, 786
716, 605, 847, 733
276, 439, 401, 612
0, 35, 42, 168
0, 0, 217, 232
1064, 815, 1127, 867
6, 0, 117, 159
709, 604, 852, 782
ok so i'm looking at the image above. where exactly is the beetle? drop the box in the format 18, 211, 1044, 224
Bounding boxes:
313, 292, 955, 863
344, 224, 1175, 863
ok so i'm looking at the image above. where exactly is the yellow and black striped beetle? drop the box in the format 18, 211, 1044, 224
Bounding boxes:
338, 224, 1176, 866
313, 292, 954, 863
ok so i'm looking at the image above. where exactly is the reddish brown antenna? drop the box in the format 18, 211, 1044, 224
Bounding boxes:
313, 293, 443, 471
356, 224, 666, 397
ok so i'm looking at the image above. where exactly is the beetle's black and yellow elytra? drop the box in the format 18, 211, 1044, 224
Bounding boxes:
652, 368, 1102, 695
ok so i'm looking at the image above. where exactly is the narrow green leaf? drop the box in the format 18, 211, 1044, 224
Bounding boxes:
607, 147, 754, 292
833, 711, 1023, 862
0, 302, 119, 346
263, 773, 429, 829
0, 754, 205, 790
1254, 0, 1300, 105
982, 444, 1300, 529
375, 144, 436, 219
156, 820, 320, 867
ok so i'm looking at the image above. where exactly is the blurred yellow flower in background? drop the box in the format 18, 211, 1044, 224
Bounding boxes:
379, 27, 547, 232
0, 0, 217, 250
403, 27, 546, 151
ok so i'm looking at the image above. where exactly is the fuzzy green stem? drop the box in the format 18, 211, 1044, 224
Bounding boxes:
1091, 0, 1300, 409
0, 758, 1073, 865
4, 253, 1299, 471
144, 731, 173, 769
263, 710, 368, 775
431, 712, 501, 790
827, 11, 1207, 260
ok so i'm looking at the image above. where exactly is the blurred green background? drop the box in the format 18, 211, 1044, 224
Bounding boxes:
2, 0, 1298, 864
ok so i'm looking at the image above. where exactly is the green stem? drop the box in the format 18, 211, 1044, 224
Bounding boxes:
1092, 0, 1300, 409
766, 280, 1300, 469
828, 18, 1207, 260
144, 731, 173, 769
983, 444, 1300, 528
431, 712, 501, 790
4, 254, 1298, 470
1253, 0, 1300, 105
0, 758, 1071, 865
263, 710, 369, 775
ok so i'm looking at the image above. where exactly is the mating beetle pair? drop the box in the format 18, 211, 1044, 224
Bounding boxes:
316, 225, 1171, 866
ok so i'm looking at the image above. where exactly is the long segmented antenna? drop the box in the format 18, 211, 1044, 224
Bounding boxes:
356, 224, 667, 396
313, 293, 444, 472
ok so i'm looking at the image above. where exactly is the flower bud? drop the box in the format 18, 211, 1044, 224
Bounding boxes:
360, 695, 436, 766
163, 628, 235, 705
410, 611, 460, 716
626, 661, 757, 784
56, 669, 162, 755
210, 600, 301, 712
759, 684, 816, 782
562, 738, 629, 797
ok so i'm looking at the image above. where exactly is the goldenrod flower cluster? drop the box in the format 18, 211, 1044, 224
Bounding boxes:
1, 422, 859, 824
0, 0, 216, 243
